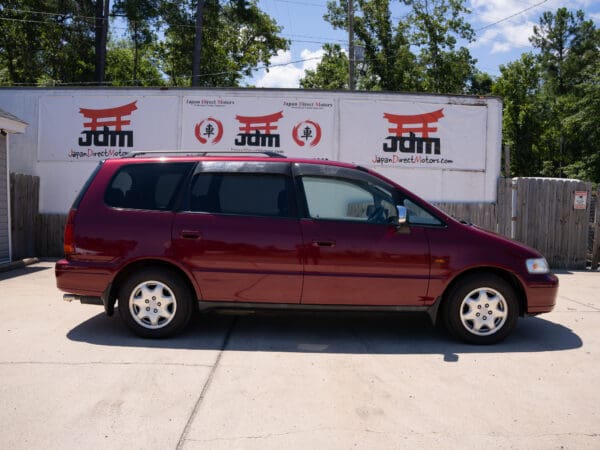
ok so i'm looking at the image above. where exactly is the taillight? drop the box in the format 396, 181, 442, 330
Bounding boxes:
64, 209, 77, 256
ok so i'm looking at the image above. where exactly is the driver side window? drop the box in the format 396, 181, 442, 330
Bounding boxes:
301, 176, 395, 224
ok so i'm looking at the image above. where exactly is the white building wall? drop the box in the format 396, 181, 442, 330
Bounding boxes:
0, 88, 503, 213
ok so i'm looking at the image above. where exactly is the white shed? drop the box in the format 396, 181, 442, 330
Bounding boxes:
0, 107, 28, 263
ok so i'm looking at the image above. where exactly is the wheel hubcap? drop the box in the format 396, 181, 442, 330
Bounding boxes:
129, 281, 176, 329
459, 287, 508, 336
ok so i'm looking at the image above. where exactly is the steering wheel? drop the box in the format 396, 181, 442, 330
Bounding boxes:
367, 205, 387, 223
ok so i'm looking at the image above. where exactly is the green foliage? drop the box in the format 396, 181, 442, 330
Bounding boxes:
112, 0, 160, 83
492, 53, 545, 176
0, 0, 287, 87
494, 7, 600, 181
300, 44, 349, 89
159, 0, 288, 87
0, 0, 95, 85
402, 0, 475, 93
105, 39, 164, 86
318, 0, 475, 93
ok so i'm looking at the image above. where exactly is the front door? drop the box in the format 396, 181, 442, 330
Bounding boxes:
298, 173, 431, 306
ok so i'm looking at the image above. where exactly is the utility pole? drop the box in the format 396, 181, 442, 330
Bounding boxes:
192, 1, 206, 87
348, 0, 355, 90
94, 0, 110, 84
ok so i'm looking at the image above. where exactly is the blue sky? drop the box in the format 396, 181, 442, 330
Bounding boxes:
250, 0, 600, 88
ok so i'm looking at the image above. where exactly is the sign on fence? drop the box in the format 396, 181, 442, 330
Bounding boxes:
574, 191, 588, 210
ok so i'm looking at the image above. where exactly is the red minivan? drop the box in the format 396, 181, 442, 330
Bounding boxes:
56, 153, 558, 344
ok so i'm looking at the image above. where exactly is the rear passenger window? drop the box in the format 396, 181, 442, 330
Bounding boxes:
189, 173, 291, 217
105, 163, 192, 210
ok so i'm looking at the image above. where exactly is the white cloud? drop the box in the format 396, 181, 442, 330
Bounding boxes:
254, 48, 324, 88
470, 0, 594, 53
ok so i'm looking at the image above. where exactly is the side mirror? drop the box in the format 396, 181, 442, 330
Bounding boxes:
396, 205, 408, 225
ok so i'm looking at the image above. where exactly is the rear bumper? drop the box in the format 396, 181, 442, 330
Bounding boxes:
63, 294, 103, 305
524, 274, 559, 314
55, 259, 113, 297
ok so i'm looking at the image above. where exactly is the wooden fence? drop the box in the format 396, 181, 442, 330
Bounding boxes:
8, 172, 600, 269
10, 173, 39, 259
435, 178, 595, 269
10, 173, 66, 259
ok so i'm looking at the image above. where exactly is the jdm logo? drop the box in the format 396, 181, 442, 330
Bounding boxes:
78, 101, 137, 147
382, 109, 444, 155
194, 117, 224, 144
292, 120, 322, 147
234, 111, 283, 148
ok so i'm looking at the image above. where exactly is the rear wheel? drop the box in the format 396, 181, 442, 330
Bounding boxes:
118, 269, 193, 338
443, 274, 519, 345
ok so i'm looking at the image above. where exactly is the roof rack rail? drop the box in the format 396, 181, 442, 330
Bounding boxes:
128, 150, 286, 158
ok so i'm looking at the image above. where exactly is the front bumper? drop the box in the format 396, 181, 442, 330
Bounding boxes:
524, 273, 559, 314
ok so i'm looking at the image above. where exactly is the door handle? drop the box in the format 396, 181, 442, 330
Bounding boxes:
180, 230, 201, 239
312, 240, 335, 248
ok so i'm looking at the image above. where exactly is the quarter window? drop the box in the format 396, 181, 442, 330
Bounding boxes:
104, 163, 192, 210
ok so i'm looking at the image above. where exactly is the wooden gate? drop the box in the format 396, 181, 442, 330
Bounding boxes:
512, 178, 592, 269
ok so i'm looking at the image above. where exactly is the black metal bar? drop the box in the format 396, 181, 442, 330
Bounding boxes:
128, 150, 286, 158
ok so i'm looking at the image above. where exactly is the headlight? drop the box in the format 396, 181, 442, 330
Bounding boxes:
526, 258, 549, 274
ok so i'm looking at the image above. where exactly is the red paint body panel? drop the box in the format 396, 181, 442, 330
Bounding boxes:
56, 156, 558, 317
300, 219, 430, 305
171, 213, 303, 302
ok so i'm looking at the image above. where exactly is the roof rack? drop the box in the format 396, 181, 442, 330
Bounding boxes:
128, 150, 285, 158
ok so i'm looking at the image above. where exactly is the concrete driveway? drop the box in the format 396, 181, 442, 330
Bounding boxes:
1, 261, 598, 449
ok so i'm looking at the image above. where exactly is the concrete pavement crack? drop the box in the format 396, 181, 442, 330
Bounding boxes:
0, 361, 213, 367
176, 317, 237, 450
559, 295, 600, 311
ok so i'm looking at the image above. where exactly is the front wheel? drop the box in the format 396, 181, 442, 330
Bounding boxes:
118, 269, 193, 338
442, 274, 519, 345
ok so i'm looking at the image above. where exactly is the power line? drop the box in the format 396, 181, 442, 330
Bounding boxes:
476, 0, 549, 32
0, 55, 324, 87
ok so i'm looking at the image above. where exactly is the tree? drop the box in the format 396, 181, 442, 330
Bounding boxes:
402, 0, 475, 93
529, 8, 599, 178
323, 0, 475, 93
112, 0, 160, 84
300, 44, 349, 89
562, 57, 600, 181
468, 70, 493, 95
492, 53, 545, 177
531, 8, 598, 96
159, 0, 288, 87
105, 39, 164, 86
0, 0, 96, 85
324, 0, 419, 91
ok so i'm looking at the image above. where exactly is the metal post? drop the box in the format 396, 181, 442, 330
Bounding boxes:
348, 0, 355, 90
511, 178, 517, 240
503, 144, 510, 178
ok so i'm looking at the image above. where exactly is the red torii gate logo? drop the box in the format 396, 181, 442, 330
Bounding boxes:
78, 101, 137, 147
234, 111, 283, 148
382, 108, 444, 154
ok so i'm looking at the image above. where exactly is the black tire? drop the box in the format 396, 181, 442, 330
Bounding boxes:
117, 268, 193, 338
442, 274, 519, 345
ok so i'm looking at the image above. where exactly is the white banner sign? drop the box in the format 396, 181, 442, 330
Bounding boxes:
181, 95, 336, 159
339, 100, 488, 171
38, 96, 179, 161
